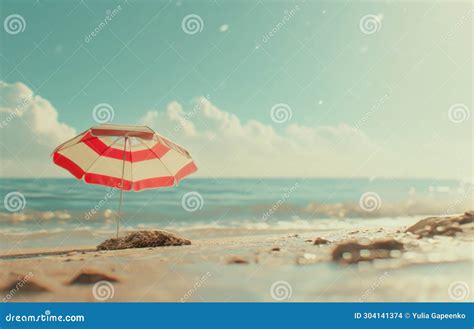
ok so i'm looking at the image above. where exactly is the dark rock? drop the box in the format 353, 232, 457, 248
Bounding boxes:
97, 230, 191, 251
68, 269, 119, 285
313, 237, 330, 245
405, 211, 473, 238
226, 256, 249, 264
1, 274, 50, 293
4, 281, 50, 293
332, 239, 404, 264
271, 247, 280, 251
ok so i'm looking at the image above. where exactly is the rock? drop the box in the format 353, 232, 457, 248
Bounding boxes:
304, 239, 313, 243
97, 230, 191, 250
271, 247, 280, 251
226, 256, 249, 264
1, 273, 51, 293
313, 237, 330, 245
2, 280, 51, 293
332, 239, 404, 264
68, 269, 120, 285
405, 211, 474, 238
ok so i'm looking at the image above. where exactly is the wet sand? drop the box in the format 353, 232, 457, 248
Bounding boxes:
1, 214, 473, 302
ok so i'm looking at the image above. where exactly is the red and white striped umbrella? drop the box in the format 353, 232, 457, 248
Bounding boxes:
52, 124, 198, 236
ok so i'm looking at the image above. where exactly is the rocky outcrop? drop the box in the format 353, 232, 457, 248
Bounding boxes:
405, 211, 473, 238
332, 239, 404, 264
97, 230, 191, 251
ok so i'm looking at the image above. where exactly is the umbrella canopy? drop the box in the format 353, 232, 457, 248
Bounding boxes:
52, 124, 198, 236
52, 124, 197, 191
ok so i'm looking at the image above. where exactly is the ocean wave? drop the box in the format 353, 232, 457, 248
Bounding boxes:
0, 195, 471, 225
0, 209, 117, 223
302, 198, 472, 218
0, 216, 426, 245
0, 210, 72, 222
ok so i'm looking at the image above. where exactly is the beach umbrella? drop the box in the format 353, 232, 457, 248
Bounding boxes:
51, 124, 198, 237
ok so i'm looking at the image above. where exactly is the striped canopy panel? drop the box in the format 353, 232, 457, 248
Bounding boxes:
52, 124, 197, 191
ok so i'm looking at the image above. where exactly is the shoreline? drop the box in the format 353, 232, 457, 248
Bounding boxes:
1, 213, 472, 302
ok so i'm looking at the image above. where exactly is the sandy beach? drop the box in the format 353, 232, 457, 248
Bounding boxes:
0, 2, 472, 328
1, 212, 472, 302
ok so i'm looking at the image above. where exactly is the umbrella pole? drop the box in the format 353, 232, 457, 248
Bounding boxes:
116, 137, 128, 238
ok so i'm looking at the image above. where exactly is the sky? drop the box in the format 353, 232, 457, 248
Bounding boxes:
0, 0, 472, 179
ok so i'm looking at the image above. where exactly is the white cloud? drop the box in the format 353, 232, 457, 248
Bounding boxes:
0, 83, 468, 179
141, 97, 387, 178
0, 81, 76, 177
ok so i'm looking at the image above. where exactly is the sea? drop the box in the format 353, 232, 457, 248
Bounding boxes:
0, 177, 472, 250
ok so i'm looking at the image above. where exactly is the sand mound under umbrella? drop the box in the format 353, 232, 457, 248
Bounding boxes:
97, 230, 191, 251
